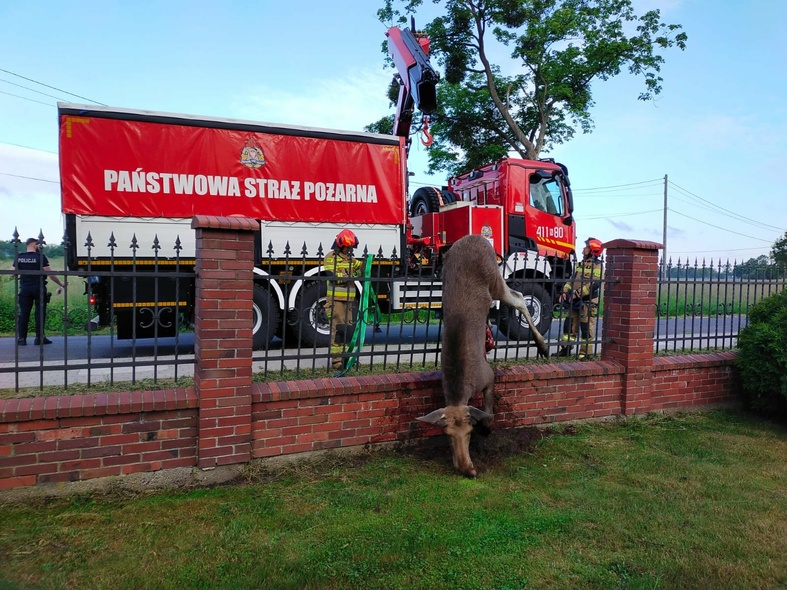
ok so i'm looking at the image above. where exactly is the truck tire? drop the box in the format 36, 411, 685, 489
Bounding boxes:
291, 281, 331, 348
292, 280, 360, 348
409, 187, 442, 217
252, 285, 281, 350
498, 281, 553, 341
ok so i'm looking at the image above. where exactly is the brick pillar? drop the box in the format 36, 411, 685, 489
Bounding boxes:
191, 215, 260, 468
601, 239, 663, 415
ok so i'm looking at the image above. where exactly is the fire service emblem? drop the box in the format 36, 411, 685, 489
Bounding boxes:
240, 135, 266, 169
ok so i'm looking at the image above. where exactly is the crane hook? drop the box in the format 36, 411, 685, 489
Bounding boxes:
420, 117, 434, 146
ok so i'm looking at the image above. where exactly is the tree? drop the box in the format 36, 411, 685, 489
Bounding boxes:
373, 0, 687, 176
771, 230, 787, 267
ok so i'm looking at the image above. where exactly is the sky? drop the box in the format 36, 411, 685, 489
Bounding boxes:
1, 0, 786, 264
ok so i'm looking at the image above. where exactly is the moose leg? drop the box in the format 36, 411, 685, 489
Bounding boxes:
499, 287, 549, 357
471, 380, 495, 436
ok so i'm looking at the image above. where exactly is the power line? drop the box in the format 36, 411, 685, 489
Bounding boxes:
0, 77, 67, 102
669, 180, 782, 232
582, 208, 662, 220
0, 140, 57, 154
0, 89, 53, 107
668, 195, 780, 233
0, 172, 59, 183
580, 191, 663, 199
0, 68, 106, 106
670, 246, 771, 254
572, 178, 663, 192
669, 209, 775, 243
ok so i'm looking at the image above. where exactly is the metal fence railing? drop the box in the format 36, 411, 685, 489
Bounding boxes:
655, 257, 787, 354
1, 231, 588, 391
4, 229, 785, 392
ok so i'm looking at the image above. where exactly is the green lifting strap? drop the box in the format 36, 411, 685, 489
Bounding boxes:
333, 254, 375, 377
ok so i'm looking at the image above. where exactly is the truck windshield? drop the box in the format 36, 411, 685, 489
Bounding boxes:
529, 175, 565, 216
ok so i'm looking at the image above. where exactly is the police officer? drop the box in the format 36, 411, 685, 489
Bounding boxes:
12, 238, 66, 345
559, 237, 604, 360
324, 230, 363, 370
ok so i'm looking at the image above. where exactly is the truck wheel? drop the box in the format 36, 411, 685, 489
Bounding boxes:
292, 281, 360, 348
252, 285, 280, 350
409, 187, 442, 217
291, 281, 331, 348
498, 281, 553, 341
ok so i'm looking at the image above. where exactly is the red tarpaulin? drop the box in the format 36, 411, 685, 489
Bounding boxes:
59, 114, 406, 225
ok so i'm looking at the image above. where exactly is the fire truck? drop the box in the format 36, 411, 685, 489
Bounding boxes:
58, 23, 575, 349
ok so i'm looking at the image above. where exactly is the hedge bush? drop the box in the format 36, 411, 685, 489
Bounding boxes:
735, 289, 787, 416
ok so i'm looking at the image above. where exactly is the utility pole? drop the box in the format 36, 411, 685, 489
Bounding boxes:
662, 174, 668, 271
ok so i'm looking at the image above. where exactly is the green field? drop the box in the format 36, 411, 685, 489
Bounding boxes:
656, 279, 784, 318
0, 256, 92, 336
1, 410, 785, 590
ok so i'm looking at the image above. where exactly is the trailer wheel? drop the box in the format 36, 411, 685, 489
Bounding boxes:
252, 285, 280, 350
409, 187, 442, 217
498, 281, 553, 341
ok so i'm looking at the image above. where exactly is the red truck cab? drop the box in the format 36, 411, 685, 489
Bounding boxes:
447, 157, 575, 260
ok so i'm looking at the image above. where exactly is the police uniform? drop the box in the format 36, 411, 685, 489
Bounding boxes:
14, 244, 50, 344
325, 232, 363, 370
561, 247, 604, 359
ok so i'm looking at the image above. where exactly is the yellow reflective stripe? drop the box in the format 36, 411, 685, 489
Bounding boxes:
537, 237, 575, 250
113, 301, 188, 308
77, 259, 195, 266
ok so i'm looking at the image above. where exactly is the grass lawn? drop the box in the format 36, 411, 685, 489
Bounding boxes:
1, 410, 786, 590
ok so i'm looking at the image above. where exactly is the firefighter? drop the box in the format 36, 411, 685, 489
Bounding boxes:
558, 237, 605, 360
325, 229, 364, 370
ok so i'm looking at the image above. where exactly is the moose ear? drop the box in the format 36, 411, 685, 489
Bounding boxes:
467, 406, 494, 424
416, 408, 447, 426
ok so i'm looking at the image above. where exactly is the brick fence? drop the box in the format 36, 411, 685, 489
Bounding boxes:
0, 220, 739, 493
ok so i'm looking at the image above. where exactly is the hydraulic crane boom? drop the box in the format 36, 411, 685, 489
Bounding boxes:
386, 19, 439, 143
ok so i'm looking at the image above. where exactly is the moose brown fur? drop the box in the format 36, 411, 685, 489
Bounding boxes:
417, 235, 548, 477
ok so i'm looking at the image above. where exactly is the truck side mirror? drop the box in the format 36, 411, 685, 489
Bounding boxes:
562, 214, 574, 226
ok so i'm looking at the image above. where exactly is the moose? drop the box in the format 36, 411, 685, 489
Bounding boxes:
417, 234, 549, 477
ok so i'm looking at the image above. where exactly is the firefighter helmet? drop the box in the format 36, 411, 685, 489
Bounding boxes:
335, 229, 359, 249
585, 237, 604, 257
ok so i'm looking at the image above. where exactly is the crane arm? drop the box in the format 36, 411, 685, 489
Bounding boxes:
386, 21, 439, 141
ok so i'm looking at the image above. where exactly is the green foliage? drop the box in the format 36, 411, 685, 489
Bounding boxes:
0, 291, 15, 333
736, 289, 787, 416
377, 0, 687, 176
0, 239, 64, 259
771, 230, 787, 267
